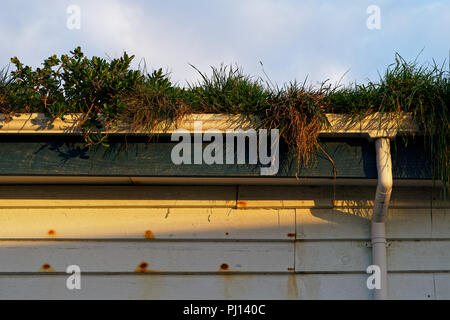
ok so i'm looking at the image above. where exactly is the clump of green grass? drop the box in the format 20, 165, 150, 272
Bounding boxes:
378, 56, 449, 195
327, 54, 449, 194
120, 68, 189, 133
185, 64, 272, 115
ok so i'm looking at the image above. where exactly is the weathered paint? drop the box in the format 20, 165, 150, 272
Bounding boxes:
295, 240, 450, 272
0, 207, 295, 240
296, 208, 449, 240
0, 185, 237, 208
0, 241, 295, 273
0, 185, 448, 299
0, 135, 432, 179
0, 273, 447, 300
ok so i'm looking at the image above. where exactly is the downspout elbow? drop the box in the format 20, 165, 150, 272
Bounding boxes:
372, 138, 393, 223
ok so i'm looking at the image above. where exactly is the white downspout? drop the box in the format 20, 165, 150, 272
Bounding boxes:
372, 138, 393, 300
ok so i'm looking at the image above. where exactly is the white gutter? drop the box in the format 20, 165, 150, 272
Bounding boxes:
371, 138, 393, 300
0, 176, 436, 186
0, 112, 418, 136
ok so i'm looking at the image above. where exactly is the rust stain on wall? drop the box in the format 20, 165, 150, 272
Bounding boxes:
144, 230, 155, 239
220, 263, 229, 271
135, 262, 149, 273
237, 201, 247, 208
287, 274, 299, 299
40, 263, 55, 272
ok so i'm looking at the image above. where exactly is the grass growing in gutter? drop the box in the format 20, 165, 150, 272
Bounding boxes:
0, 48, 448, 194
327, 55, 449, 195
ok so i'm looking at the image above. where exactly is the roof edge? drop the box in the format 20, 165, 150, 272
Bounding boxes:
0, 112, 419, 138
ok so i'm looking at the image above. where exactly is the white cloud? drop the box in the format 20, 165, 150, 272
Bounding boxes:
76, 0, 239, 85
0, 0, 448, 86
71, 0, 321, 85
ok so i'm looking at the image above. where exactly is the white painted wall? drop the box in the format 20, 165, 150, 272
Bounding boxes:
0, 185, 448, 299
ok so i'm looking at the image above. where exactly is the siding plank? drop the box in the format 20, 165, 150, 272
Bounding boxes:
387, 241, 450, 272
295, 241, 371, 272
0, 273, 445, 299
2, 185, 446, 209
0, 138, 379, 178
0, 208, 295, 240
296, 208, 370, 240
0, 241, 294, 273
296, 208, 446, 240
238, 186, 448, 209
295, 240, 450, 272
0, 185, 237, 208
432, 209, 450, 238
295, 273, 439, 300
435, 273, 450, 300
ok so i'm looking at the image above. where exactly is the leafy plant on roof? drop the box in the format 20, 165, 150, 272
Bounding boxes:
3, 47, 144, 146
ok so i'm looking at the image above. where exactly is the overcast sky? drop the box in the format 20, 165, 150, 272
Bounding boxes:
0, 0, 448, 87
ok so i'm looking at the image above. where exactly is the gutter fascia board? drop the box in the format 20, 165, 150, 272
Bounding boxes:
0, 113, 419, 137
